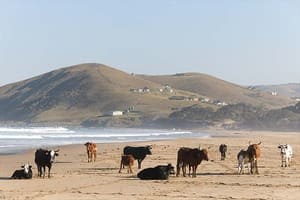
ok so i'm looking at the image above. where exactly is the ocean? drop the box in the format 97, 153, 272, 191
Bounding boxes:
0, 127, 209, 154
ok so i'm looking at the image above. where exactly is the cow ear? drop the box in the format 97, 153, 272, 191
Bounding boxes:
29, 165, 32, 168
258, 141, 262, 145
55, 153, 59, 156
21, 165, 24, 168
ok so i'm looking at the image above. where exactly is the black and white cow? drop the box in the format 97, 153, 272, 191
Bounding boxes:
123, 146, 152, 169
137, 164, 175, 180
278, 144, 293, 167
11, 164, 32, 179
34, 148, 59, 178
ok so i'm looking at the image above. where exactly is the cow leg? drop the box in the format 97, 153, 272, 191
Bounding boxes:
182, 165, 186, 177
42, 166, 46, 178
176, 164, 180, 177
37, 166, 41, 177
48, 165, 51, 178
129, 165, 133, 173
94, 152, 97, 162
188, 165, 191, 177
192, 166, 196, 177
119, 161, 122, 173
138, 159, 142, 169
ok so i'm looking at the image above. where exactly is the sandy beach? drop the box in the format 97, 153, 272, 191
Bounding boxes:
1, 130, 300, 200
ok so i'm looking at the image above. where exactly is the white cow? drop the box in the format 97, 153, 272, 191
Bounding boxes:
278, 144, 293, 167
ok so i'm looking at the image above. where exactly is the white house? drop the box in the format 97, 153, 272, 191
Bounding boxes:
106, 111, 123, 116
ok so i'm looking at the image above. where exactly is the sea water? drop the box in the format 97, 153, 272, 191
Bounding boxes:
0, 127, 209, 154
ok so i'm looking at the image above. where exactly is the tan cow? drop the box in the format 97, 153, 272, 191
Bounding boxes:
84, 142, 97, 162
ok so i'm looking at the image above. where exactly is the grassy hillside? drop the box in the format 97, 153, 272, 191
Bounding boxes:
0, 63, 206, 125
139, 73, 293, 109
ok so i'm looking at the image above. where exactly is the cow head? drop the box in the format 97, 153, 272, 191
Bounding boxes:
21, 163, 32, 174
167, 163, 175, 175
219, 144, 227, 152
84, 142, 91, 147
248, 142, 261, 159
278, 144, 288, 155
49, 149, 59, 163
146, 145, 152, 155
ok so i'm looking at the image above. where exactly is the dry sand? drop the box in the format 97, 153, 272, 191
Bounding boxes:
0, 130, 300, 200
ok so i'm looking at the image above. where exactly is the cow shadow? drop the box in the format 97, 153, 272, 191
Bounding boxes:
196, 172, 236, 176
79, 167, 120, 175
0, 177, 11, 180
55, 161, 73, 164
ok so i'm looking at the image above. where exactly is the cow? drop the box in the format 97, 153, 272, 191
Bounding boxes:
84, 142, 97, 162
119, 154, 134, 173
278, 144, 293, 167
34, 148, 59, 178
176, 147, 209, 177
247, 141, 261, 174
237, 142, 261, 175
137, 164, 175, 180
219, 144, 227, 160
237, 149, 251, 174
11, 164, 33, 179
123, 146, 152, 169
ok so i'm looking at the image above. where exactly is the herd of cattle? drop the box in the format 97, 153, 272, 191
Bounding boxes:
10, 141, 294, 180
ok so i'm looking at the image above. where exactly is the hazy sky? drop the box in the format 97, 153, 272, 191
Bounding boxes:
0, 0, 299, 86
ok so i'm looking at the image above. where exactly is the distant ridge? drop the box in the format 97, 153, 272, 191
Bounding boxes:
138, 73, 293, 109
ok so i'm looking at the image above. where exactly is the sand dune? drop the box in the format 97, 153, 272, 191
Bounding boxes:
1, 130, 300, 200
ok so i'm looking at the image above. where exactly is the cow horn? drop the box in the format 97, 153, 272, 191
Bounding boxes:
257, 141, 261, 145
248, 141, 251, 145
55, 149, 60, 152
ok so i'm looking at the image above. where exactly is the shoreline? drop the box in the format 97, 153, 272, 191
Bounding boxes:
1, 129, 299, 156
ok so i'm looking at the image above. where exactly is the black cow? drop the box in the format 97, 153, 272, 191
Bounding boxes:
11, 164, 32, 179
137, 164, 175, 180
219, 144, 227, 160
34, 148, 59, 178
123, 146, 152, 169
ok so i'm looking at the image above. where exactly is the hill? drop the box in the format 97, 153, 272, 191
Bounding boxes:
0, 63, 205, 126
139, 73, 293, 109
0, 63, 296, 128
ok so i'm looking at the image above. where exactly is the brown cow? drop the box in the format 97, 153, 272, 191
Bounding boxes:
84, 142, 97, 162
247, 141, 261, 174
176, 147, 209, 177
119, 154, 134, 173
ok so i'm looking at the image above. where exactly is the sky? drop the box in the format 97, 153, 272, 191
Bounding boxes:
0, 0, 299, 86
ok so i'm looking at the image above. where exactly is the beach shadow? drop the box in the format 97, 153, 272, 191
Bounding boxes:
196, 172, 236, 176
0, 177, 11, 180
78, 167, 120, 175
55, 161, 73, 164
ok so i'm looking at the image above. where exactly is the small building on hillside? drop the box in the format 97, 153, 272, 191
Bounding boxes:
106, 111, 123, 116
